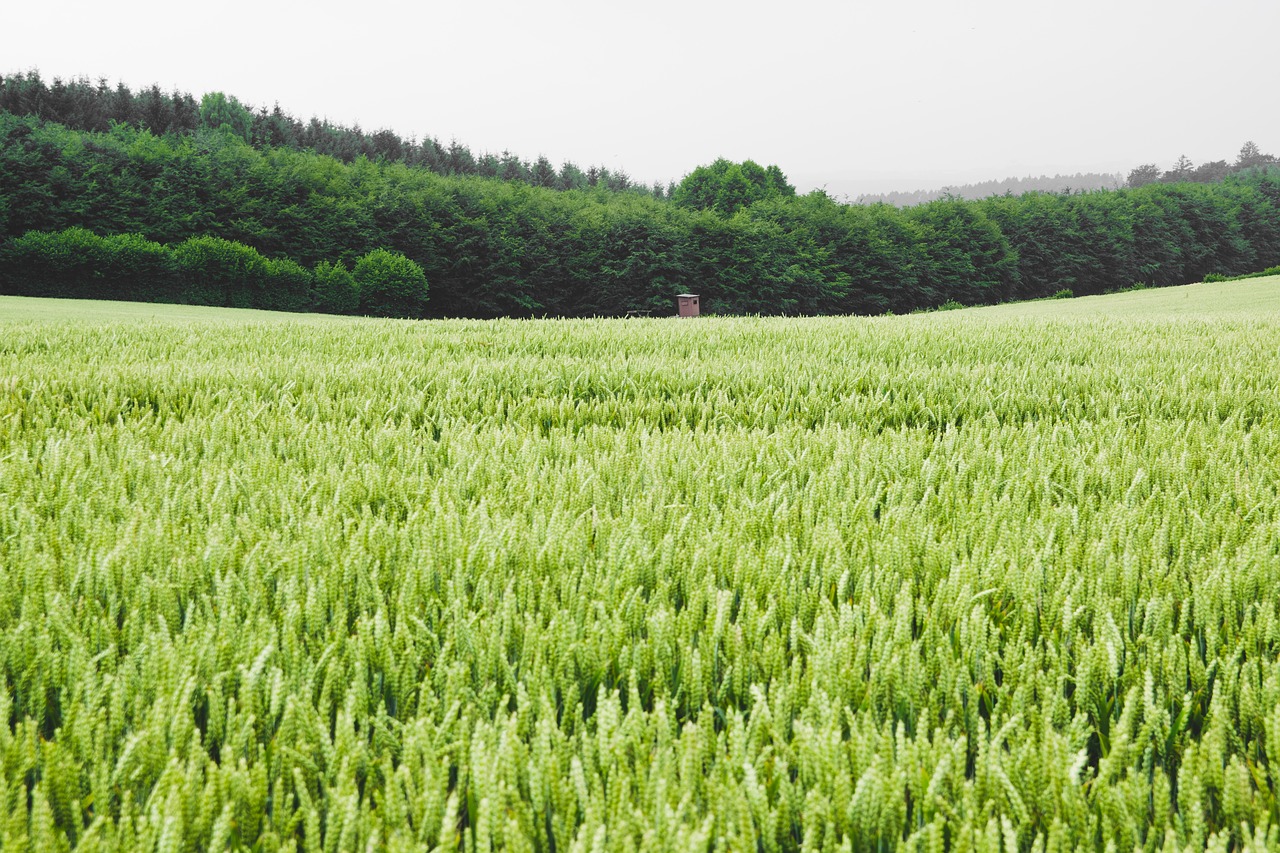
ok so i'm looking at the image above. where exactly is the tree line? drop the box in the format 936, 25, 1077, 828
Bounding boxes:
0, 226, 428, 316
0, 70, 662, 196
1126, 142, 1277, 188
1, 107, 1279, 318
857, 172, 1124, 207
858, 145, 1277, 207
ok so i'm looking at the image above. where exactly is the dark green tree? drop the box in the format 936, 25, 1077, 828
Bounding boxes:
765, 164, 796, 197
671, 159, 732, 211
714, 165, 756, 216
531, 156, 557, 188
0, 226, 112, 297
557, 161, 587, 191
905, 198, 1019, 306
499, 150, 528, 182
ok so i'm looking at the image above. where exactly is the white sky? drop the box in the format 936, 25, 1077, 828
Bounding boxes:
4, 0, 1278, 197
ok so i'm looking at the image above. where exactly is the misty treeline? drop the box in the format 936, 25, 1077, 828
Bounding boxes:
851, 140, 1277, 208
0, 70, 660, 196
857, 173, 1124, 207
1126, 142, 1278, 189
2, 108, 1279, 318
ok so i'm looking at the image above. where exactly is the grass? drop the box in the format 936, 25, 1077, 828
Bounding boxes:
2, 279, 1280, 851
6, 274, 1277, 325
0, 295, 350, 324
968, 274, 1280, 319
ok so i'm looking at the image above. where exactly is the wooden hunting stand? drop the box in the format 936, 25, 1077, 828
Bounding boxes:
676, 294, 700, 317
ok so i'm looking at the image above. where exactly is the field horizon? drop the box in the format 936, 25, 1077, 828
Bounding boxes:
4, 273, 1279, 326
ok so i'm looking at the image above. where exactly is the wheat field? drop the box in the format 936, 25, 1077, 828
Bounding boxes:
2, 280, 1280, 851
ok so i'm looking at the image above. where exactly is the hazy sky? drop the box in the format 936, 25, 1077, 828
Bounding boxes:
4, 0, 1278, 197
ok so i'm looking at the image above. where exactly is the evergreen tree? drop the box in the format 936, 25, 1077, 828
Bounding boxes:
1162, 154, 1195, 183
446, 140, 476, 175
531, 155, 557, 188
558, 161, 587, 191
1236, 140, 1275, 170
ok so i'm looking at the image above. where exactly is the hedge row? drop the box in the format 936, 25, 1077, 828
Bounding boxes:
0, 228, 427, 317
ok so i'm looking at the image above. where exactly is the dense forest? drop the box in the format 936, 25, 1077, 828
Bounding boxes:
2, 71, 1279, 318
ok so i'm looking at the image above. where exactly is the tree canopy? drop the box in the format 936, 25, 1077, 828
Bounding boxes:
1, 101, 1278, 320
671, 159, 796, 215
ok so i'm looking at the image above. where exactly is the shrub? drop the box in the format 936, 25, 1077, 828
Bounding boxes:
353, 249, 429, 318
0, 227, 113, 298
100, 232, 175, 301
1202, 265, 1280, 284
1, 228, 319, 310
1052, 288, 1074, 299
313, 260, 359, 315
260, 256, 313, 313
170, 236, 270, 307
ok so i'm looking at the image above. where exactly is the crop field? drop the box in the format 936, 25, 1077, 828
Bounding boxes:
2, 279, 1280, 851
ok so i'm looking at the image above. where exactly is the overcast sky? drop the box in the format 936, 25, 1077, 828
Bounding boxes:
4, 0, 1278, 197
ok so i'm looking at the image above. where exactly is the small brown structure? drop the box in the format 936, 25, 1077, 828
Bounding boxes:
676, 294, 701, 317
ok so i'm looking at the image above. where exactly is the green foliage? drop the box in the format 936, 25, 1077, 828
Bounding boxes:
170, 234, 270, 306
261, 255, 314, 313
1204, 264, 1280, 283
353, 248, 428, 317
2, 109, 1280, 318
906, 198, 1019, 305
3, 298, 1280, 849
672, 158, 796, 216
1052, 288, 1074, 299
313, 259, 359, 314
0, 226, 324, 312
0, 226, 172, 300
0, 226, 113, 297
198, 91, 253, 142
739, 193, 926, 315
168, 235, 311, 310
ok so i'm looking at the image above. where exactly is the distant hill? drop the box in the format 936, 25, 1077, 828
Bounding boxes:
856, 173, 1124, 207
